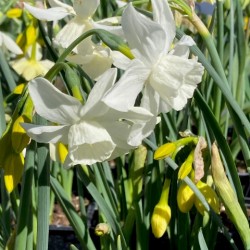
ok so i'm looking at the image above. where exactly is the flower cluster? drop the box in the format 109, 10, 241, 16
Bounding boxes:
18, 0, 204, 169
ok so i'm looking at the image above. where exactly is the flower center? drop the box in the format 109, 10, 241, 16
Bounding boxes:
149, 55, 182, 99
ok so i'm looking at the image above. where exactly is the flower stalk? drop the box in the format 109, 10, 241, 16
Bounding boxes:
211, 143, 250, 249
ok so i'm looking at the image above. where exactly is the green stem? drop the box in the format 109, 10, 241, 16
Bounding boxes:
14, 141, 35, 250
36, 115, 50, 250
214, 0, 224, 121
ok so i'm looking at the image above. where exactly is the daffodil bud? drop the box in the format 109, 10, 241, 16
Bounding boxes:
26, 25, 37, 48
178, 150, 194, 180
4, 152, 24, 193
194, 181, 220, 215
151, 179, 171, 238
97, 30, 134, 59
154, 142, 176, 160
95, 223, 110, 236
211, 143, 250, 249
13, 83, 26, 95
56, 142, 68, 164
151, 203, 171, 238
64, 65, 83, 102
11, 115, 31, 154
6, 8, 23, 18
177, 182, 195, 213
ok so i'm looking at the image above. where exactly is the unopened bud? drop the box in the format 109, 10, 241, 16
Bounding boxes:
211, 143, 250, 249
13, 83, 26, 95
4, 152, 24, 193
151, 203, 171, 238
151, 179, 171, 238
154, 143, 176, 160
178, 150, 194, 180
177, 182, 195, 213
57, 143, 68, 164
194, 181, 220, 215
6, 8, 23, 18
95, 223, 110, 236
12, 115, 31, 153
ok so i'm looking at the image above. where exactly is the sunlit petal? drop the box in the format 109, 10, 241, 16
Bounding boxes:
122, 3, 166, 65
170, 35, 195, 58
73, 0, 99, 19
23, 3, 71, 21
67, 46, 113, 80
29, 77, 82, 124
152, 0, 176, 50
54, 18, 93, 48
150, 55, 204, 111
103, 59, 149, 111
67, 121, 115, 165
0, 32, 23, 54
21, 123, 69, 143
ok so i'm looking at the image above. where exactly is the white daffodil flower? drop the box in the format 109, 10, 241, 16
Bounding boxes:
24, 0, 120, 79
11, 43, 54, 81
103, 0, 204, 115
22, 69, 153, 168
0, 31, 23, 55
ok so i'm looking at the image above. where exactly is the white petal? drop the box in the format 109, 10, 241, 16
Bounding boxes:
29, 77, 82, 125
73, 0, 99, 19
122, 3, 166, 65
67, 46, 113, 80
85, 68, 117, 108
48, 0, 75, 13
159, 99, 172, 114
170, 35, 195, 58
111, 51, 131, 70
54, 18, 92, 48
103, 121, 133, 149
125, 107, 157, 146
23, 3, 71, 21
152, 0, 176, 50
122, 106, 153, 123
94, 17, 124, 37
0, 32, 23, 55
150, 55, 204, 111
128, 115, 158, 146
141, 83, 160, 115
67, 121, 115, 165
103, 59, 149, 111
21, 123, 69, 143
39, 59, 54, 71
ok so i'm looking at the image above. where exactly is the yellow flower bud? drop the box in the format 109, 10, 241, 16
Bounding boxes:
178, 150, 194, 180
26, 25, 37, 47
151, 179, 171, 238
6, 8, 23, 18
177, 182, 195, 213
154, 143, 176, 160
11, 115, 31, 154
13, 83, 26, 95
194, 181, 220, 215
56, 143, 68, 164
95, 223, 110, 236
4, 152, 24, 193
151, 203, 171, 238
